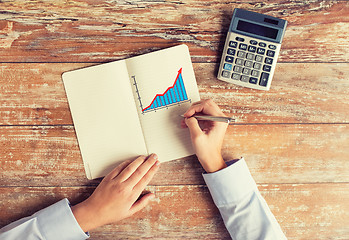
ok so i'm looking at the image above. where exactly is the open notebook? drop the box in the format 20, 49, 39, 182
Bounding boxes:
62, 44, 200, 179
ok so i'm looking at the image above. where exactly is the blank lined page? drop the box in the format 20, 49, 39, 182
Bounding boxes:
63, 61, 147, 179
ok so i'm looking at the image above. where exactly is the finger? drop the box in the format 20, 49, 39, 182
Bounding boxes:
132, 161, 160, 194
105, 158, 134, 181
185, 117, 203, 139
130, 192, 155, 215
126, 154, 159, 187
184, 99, 224, 118
115, 155, 147, 182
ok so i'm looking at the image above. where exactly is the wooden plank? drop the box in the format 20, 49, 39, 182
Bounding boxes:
0, 1, 348, 62
0, 184, 348, 239
1, 124, 348, 186
0, 63, 348, 125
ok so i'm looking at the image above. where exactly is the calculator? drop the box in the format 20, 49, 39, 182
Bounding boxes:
218, 8, 287, 90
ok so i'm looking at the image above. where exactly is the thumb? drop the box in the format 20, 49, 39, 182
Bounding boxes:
185, 117, 203, 139
130, 193, 155, 215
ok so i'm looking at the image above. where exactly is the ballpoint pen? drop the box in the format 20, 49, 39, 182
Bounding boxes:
180, 115, 236, 125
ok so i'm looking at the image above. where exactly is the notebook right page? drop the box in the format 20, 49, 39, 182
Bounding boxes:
126, 45, 200, 162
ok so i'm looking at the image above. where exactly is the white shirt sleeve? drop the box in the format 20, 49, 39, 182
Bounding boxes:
0, 198, 89, 240
203, 158, 287, 240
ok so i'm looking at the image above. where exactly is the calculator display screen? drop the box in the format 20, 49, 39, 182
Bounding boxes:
237, 20, 278, 40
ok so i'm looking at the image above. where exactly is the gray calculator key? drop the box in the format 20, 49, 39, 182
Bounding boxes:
233, 65, 243, 73
259, 72, 269, 86
250, 40, 258, 45
259, 42, 266, 47
223, 63, 232, 71
222, 71, 230, 78
255, 55, 263, 62
229, 41, 238, 48
225, 56, 234, 63
242, 68, 251, 75
253, 62, 262, 70
227, 48, 236, 56
246, 53, 254, 60
251, 70, 259, 77
241, 75, 249, 82
231, 73, 240, 80
235, 58, 244, 66
244, 60, 253, 68
237, 51, 246, 58
257, 48, 265, 55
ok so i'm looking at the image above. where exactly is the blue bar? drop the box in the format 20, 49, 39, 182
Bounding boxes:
159, 96, 164, 106
174, 85, 181, 101
170, 88, 176, 102
178, 74, 188, 100
175, 81, 184, 101
153, 100, 157, 108
164, 93, 169, 105
156, 98, 161, 107
167, 91, 173, 104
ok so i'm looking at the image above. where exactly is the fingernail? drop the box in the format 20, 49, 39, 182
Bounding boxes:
155, 160, 160, 166
152, 153, 158, 160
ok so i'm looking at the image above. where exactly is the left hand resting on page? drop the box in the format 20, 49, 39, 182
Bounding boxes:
71, 154, 160, 232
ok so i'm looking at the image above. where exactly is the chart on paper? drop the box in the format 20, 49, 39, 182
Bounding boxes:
132, 68, 191, 114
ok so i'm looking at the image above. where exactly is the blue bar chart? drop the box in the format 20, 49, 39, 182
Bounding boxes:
142, 68, 189, 112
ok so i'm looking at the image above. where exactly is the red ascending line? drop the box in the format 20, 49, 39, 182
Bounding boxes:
142, 68, 183, 112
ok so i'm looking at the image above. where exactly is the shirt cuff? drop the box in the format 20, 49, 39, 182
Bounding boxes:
34, 198, 89, 240
202, 158, 258, 207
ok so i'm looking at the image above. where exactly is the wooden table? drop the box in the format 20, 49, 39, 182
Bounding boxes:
1, 1, 348, 239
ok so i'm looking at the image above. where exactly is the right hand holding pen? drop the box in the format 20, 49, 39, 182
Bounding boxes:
182, 99, 228, 173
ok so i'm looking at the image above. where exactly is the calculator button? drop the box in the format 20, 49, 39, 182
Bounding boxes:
259, 72, 269, 86
255, 55, 263, 62
266, 50, 275, 57
231, 73, 240, 80
249, 77, 258, 84
259, 42, 266, 47
263, 65, 271, 72
225, 56, 234, 63
236, 37, 245, 42
229, 41, 238, 48
237, 51, 246, 58
221, 71, 230, 78
239, 43, 247, 50
250, 40, 258, 45
233, 65, 243, 73
235, 58, 244, 66
269, 44, 277, 50
248, 45, 256, 53
223, 63, 232, 71
244, 60, 253, 68
251, 70, 259, 77
257, 48, 265, 55
246, 53, 254, 60
241, 75, 249, 82
242, 68, 251, 75
265, 57, 273, 65
227, 48, 236, 56
253, 62, 262, 70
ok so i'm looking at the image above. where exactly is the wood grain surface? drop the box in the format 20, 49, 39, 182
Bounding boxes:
0, 0, 348, 239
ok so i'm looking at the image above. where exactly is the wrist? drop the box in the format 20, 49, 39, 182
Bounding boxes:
199, 155, 227, 173
72, 200, 99, 232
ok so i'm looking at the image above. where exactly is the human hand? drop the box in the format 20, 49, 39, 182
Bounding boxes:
181, 99, 228, 173
71, 154, 160, 232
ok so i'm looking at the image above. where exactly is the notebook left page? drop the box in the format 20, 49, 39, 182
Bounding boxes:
62, 61, 147, 179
